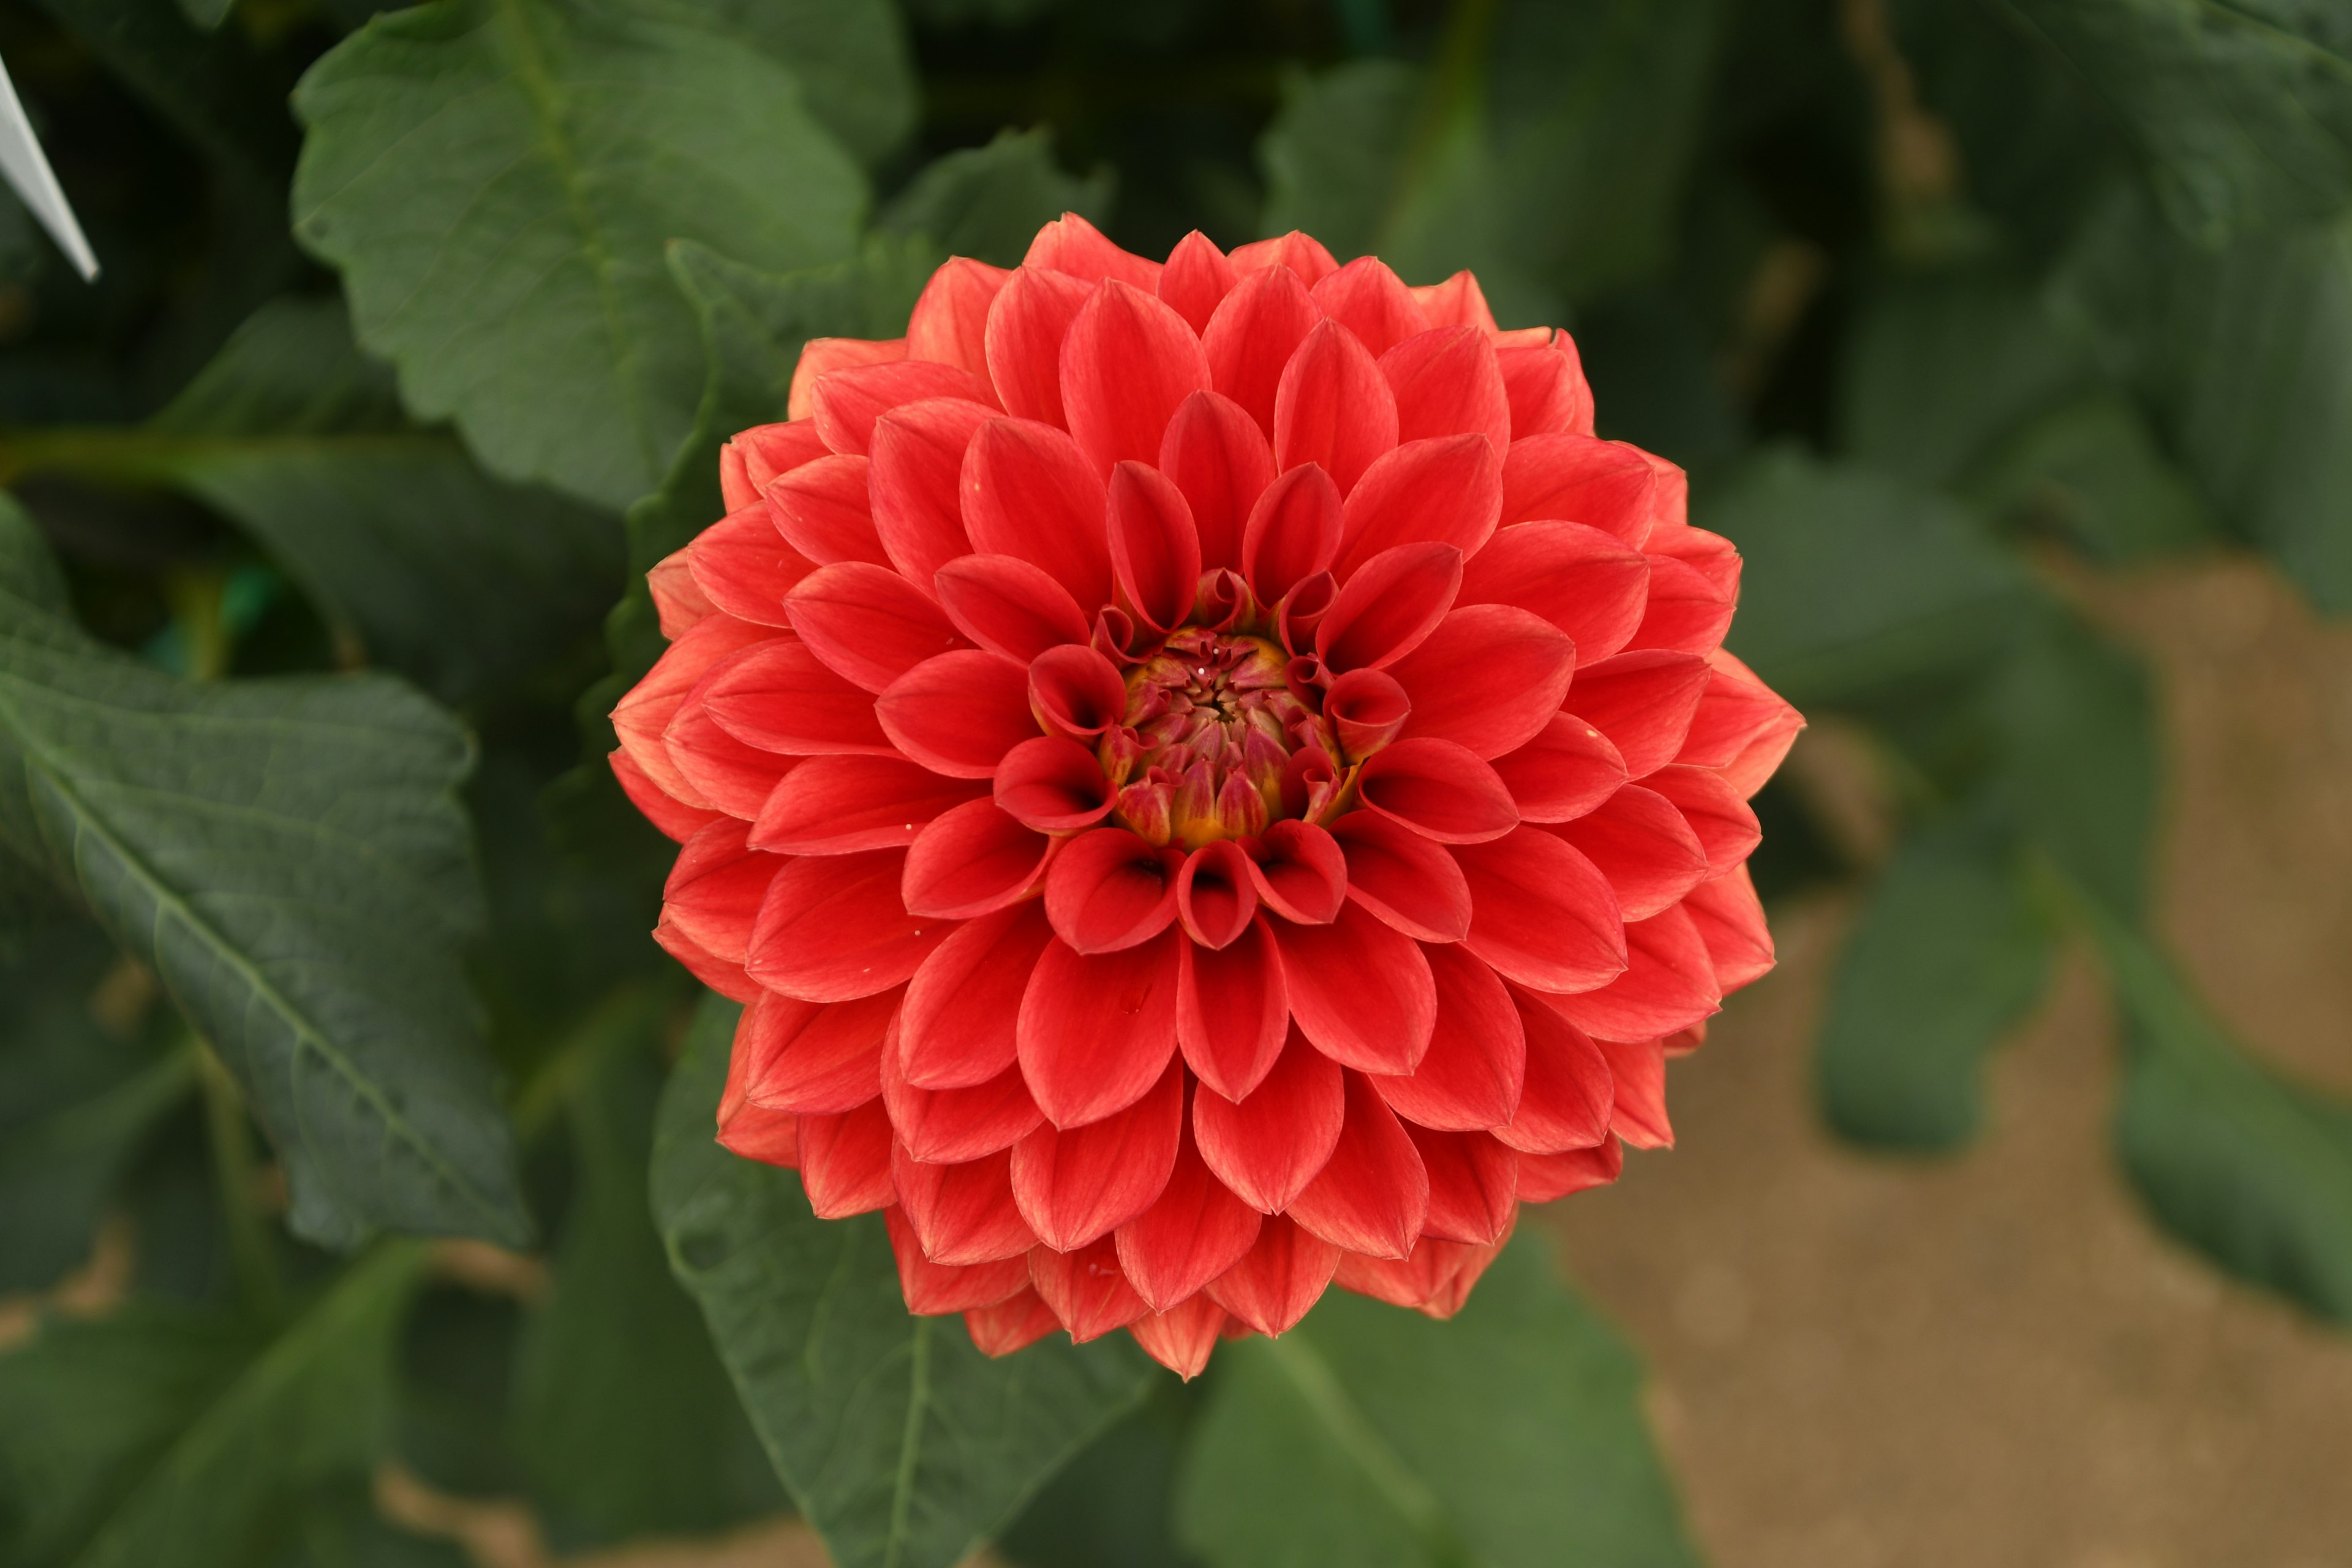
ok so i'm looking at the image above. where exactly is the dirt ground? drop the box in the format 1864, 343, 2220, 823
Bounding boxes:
1547, 557, 2352, 1568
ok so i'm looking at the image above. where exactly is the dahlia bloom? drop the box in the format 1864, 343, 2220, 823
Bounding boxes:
611, 215, 1800, 1378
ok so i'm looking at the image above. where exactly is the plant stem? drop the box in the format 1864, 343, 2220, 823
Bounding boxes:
195, 1037, 284, 1317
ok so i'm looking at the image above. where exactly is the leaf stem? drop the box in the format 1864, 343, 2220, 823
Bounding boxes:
195, 1035, 285, 1317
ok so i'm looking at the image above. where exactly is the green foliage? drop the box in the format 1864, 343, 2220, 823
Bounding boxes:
878, 128, 1115, 270
0, 498, 527, 1250
652, 993, 1156, 1568
291, 0, 872, 510
1176, 1233, 1697, 1568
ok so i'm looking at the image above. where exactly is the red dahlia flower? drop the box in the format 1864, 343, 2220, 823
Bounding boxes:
611, 215, 1801, 1378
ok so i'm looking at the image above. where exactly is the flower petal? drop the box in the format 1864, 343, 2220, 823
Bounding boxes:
1192, 1026, 1344, 1213
1355, 737, 1520, 845
1274, 318, 1398, 496
1330, 812, 1471, 943
686, 505, 818, 627
788, 337, 904, 423
1309, 256, 1428, 358
1243, 820, 1348, 924
610, 747, 719, 844
891, 1143, 1037, 1265
903, 799, 1054, 919
933, 552, 1092, 663
1675, 649, 1803, 796
1494, 987, 1612, 1154
984, 266, 1095, 429
1027, 643, 1130, 741
1551, 783, 1709, 922
899, 901, 1055, 1090
1497, 332, 1595, 440
995, 735, 1115, 832
875, 649, 1036, 779
1286, 1071, 1430, 1259
1366, 943, 1525, 1131
811, 360, 995, 456
1682, 865, 1774, 990
1205, 1215, 1339, 1336
884, 1027, 1047, 1162
612, 616, 776, 801
727, 420, 830, 503
1160, 388, 1276, 573
1594, 1034, 1673, 1148
1499, 432, 1669, 546
698, 637, 896, 759
1516, 1139, 1622, 1202
1642, 764, 1762, 878
885, 1207, 1030, 1313
907, 256, 1012, 383
1011, 1055, 1185, 1249
1107, 461, 1203, 634
1157, 229, 1238, 333
1406, 1125, 1517, 1245
869, 399, 993, 592
1315, 541, 1463, 673
1175, 839, 1260, 949
1024, 213, 1162, 288
1115, 1115, 1262, 1313
648, 547, 714, 639
663, 818, 782, 966
1175, 914, 1289, 1101
767, 453, 889, 568
1062, 279, 1212, 474
784, 561, 967, 693
1018, 928, 1182, 1126
751, 755, 986, 855
1128, 1293, 1227, 1379
1333, 435, 1502, 580
1455, 827, 1626, 992
1389, 603, 1576, 760
796, 1098, 896, 1218
1408, 271, 1498, 333
1571, 649, 1713, 780
1276, 899, 1437, 1074
1626, 552, 1736, 656
1240, 462, 1344, 606
745, 847, 951, 1001
1203, 264, 1324, 437
663, 702, 797, 820
1230, 230, 1340, 284
960, 417, 1113, 609
1029, 1237, 1150, 1342
1044, 828, 1182, 953
1381, 325, 1510, 455
963, 1287, 1062, 1356
1491, 714, 1628, 823
1455, 520, 1648, 662
739, 987, 897, 1115
654, 910, 759, 1003
1542, 902, 1721, 1042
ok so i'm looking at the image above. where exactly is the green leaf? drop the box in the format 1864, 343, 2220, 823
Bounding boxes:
1259, 0, 1727, 318
291, 0, 869, 511
1964, 391, 2215, 565
1991, 609, 2157, 923
1705, 447, 2033, 707
1175, 1232, 1697, 1568
0, 497, 529, 1250
651, 992, 1155, 1568
0, 1240, 429, 1568
2097, 919, 2352, 1324
998, 1383, 1202, 1568
879, 129, 1113, 270
2060, 199, 2352, 614
1816, 812, 2055, 1150
6, 298, 624, 705
691, 0, 915, 167
29, 0, 298, 187
1985, 0, 2352, 243
510, 986, 782, 1540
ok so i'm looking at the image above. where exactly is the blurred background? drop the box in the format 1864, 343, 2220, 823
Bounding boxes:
2, 0, 2350, 1565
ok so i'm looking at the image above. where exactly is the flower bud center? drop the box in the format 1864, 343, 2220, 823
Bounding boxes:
1101, 630, 1313, 849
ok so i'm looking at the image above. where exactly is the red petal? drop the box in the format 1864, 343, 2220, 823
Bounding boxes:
767, 453, 889, 568
1206, 1215, 1339, 1335
698, 638, 895, 760
1675, 649, 1803, 796
1128, 1294, 1227, 1379
1285, 1071, 1429, 1259
1682, 865, 1774, 991
1024, 213, 1162, 289
908, 256, 1011, 384
727, 420, 830, 503
1158, 230, 1238, 333
796, 1099, 895, 1218
686, 505, 819, 627
1333, 435, 1501, 580
1390, 604, 1575, 760
1572, 650, 1713, 780
1309, 256, 1428, 358
612, 616, 775, 801
1029, 1237, 1150, 1342
654, 910, 760, 1003
1406, 1125, 1517, 1245
1314, 541, 1463, 673
1243, 820, 1348, 924
1061, 279, 1212, 475
1160, 389, 1276, 573
788, 337, 905, 424
1367, 943, 1525, 1131
1516, 1139, 1623, 1203
1276, 899, 1438, 1074
745, 848, 951, 1002
1498, 333, 1596, 440
1457, 520, 1648, 662
1241, 462, 1344, 605
663, 818, 781, 965
647, 547, 714, 639
1543, 902, 1720, 1042
875, 649, 1036, 778
1495, 987, 1612, 1154
1011, 1056, 1185, 1249
740, 988, 897, 1114
784, 562, 966, 693
985, 266, 1095, 428
1202, 264, 1324, 437
1018, 928, 1182, 1125
903, 799, 1053, 919
1491, 714, 1628, 824
884, 1028, 1047, 1163
1408, 271, 1499, 334
995, 736, 1114, 833
1594, 1035, 1673, 1148
1455, 827, 1626, 992
1027, 643, 1130, 741
1330, 812, 1470, 943
663, 702, 797, 820
1355, 738, 1520, 845
1175, 839, 1260, 950
963, 1286, 1063, 1356
1274, 319, 1398, 496
1192, 1026, 1343, 1212
892, 1144, 1037, 1264
752, 755, 985, 855
1229, 231, 1340, 285
1339, 1232, 1509, 1319
869, 399, 993, 591
1644, 764, 1762, 878
1114, 1123, 1263, 1314
934, 553, 1092, 662
960, 418, 1112, 609
1381, 325, 1511, 456
1551, 783, 1708, 922
1043, 829, 1182, 953
1177, 916, 1289, 1101
899, 902, 1055, 1089
810, 361, 994, 456
1107, 461, 1204, 634
885, 1207, 1030, 1314
1626, 552, 1737, 656
610, 747, 719, 844
1499, 432, 1670, 546
1324, 668, 1412, 759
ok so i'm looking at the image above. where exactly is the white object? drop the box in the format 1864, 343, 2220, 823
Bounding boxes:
0, 51, 96, 281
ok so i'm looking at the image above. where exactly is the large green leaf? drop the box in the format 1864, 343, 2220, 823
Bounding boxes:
1259, 0, 1726, 321
878, 129, 1112, 271
0, 498, 529, 1250
692, 0, 915, 168
998, 1384, 1202, 1568
1964, 391, 2215, 565
1705, 447, 2033, 707
1175, 1232, 1697, 1568
1986, 0, 2352, 243
1816, 812, 2055, 1150
651, 993, 1155, 1568
5, 298, 623, 705
2097, 919, 2352, 1324
291, 0, 869, 511
510, 986, 781, 1541
0, 1240, 429, 1568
